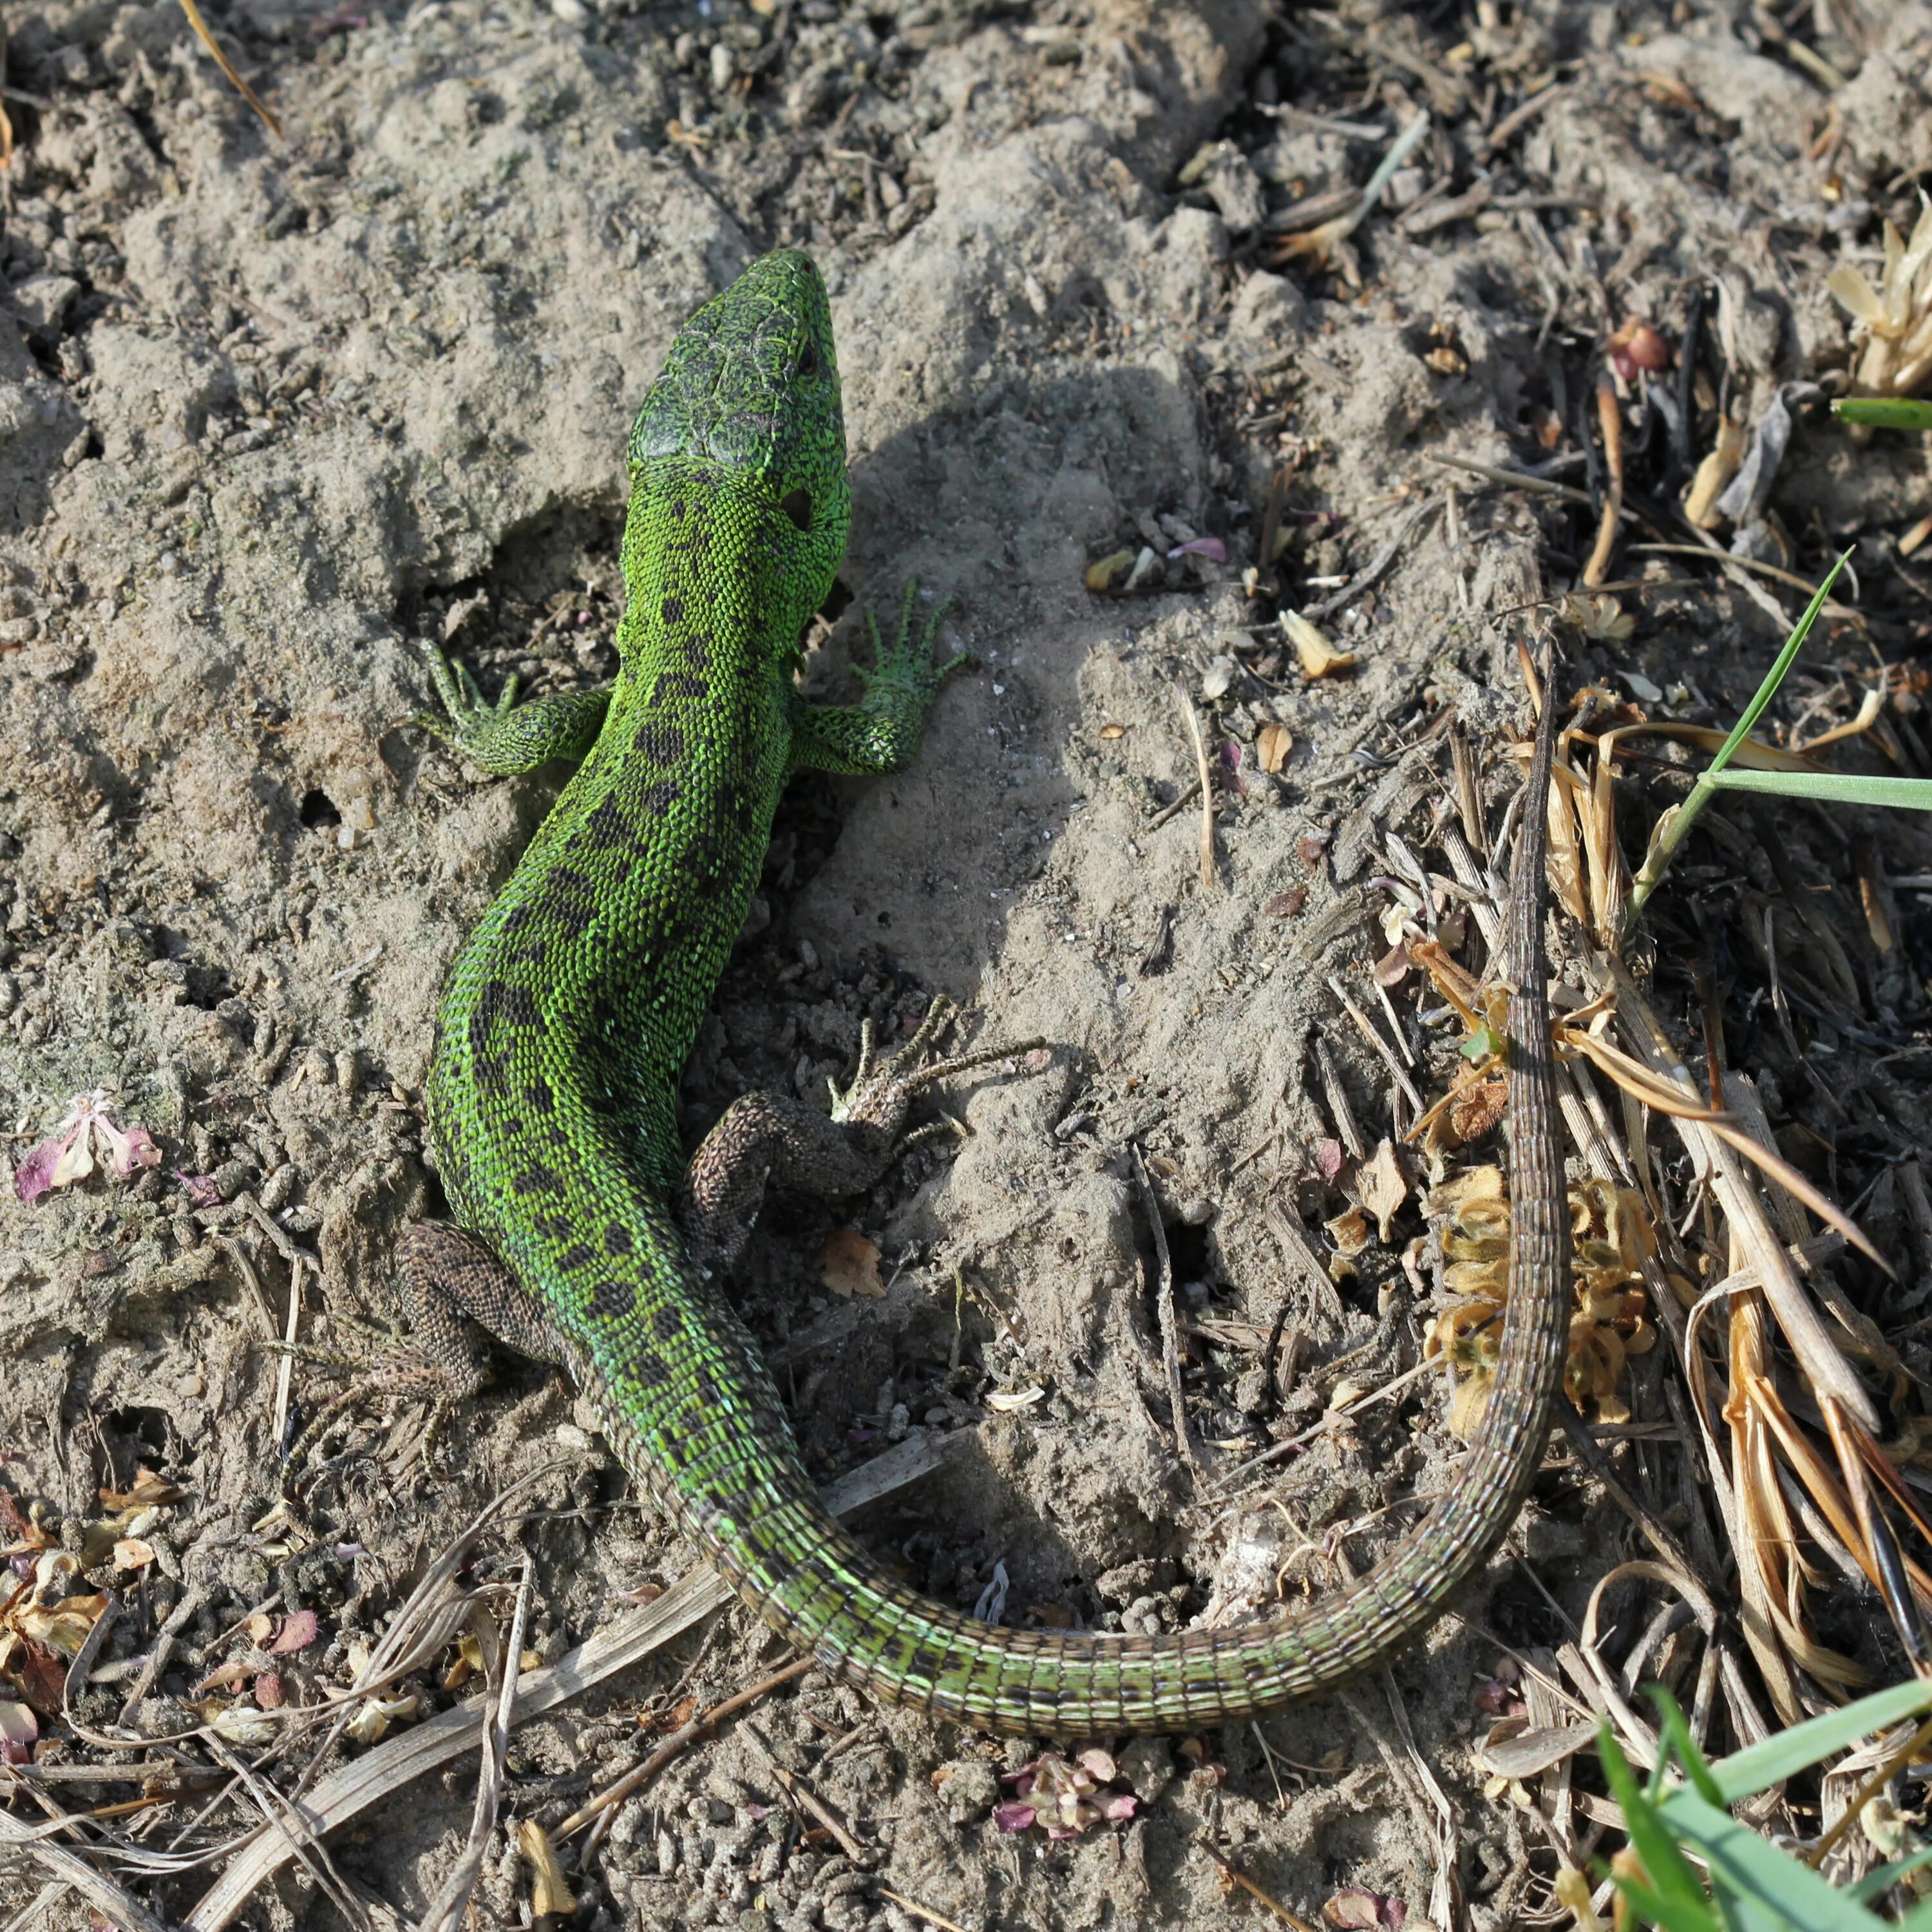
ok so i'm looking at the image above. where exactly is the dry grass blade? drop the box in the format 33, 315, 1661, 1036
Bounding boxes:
0, 1809, 177, 1932
418, 1550, 535, 1932
1559, 1025, 1889, 1271
174, 0, 281, 136
1173, 681, 1217, 892
1584, 375, 1623, 587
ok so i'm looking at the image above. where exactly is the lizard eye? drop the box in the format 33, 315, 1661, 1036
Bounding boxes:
779, 488, 812, 531
797, 340, 819, 381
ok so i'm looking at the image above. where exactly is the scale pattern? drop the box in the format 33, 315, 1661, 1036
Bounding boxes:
422, 248, 1573, 1735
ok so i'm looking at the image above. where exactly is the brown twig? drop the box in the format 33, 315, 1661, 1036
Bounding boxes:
1133, 1144, 1206, 1479
558, 1655, 813, 1846
878, 1887, 976, 1932
742, 1725, 864, 1858
1193, 1836, 1321, 1930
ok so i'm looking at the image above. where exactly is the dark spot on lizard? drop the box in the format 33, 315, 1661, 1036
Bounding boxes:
605, 1223, 633, 1256
593, 1277, 637, 1319
526, 1080, 554, 1113
513, 1166, 564, 1197
582, 796, 637, 851
652, 670, 709, 706
640, 780, 680, 816
533, 1214, 573, 1241
634, 721, 687, 765
661, 594, 685, 625
911, 1648, 943, 1680
680, 631, 714, 670
535, 864, 600, 936
632, 1348, 669, 1386
555, 1244, 596, 1273
652, 1305, 682, 1343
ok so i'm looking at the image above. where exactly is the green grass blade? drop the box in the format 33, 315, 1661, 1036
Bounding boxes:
1704, 551, 1853, 782
1895, 1890, 1932, 1931
1833, 397, 1932, 431
1649, 1686, 1725, 1805
1705, 1680, 1932, 1801
1656, 1789, 1884, 1931
1705, 769, 1932, 811
1623, 549, 1852, 933
1600, 1723, 1723, 1927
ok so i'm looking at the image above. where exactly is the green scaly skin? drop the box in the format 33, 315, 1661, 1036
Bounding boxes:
417, 249, 1570, 1736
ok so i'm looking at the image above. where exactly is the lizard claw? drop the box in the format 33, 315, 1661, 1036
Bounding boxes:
853, 581, 975, 707
418, 641, 522, 755
829, 996, 1047, 1140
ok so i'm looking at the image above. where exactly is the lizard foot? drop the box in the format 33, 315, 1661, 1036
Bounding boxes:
828, 997, 1046, 1149
415, 640, 610, 777
853, 580, 974, 711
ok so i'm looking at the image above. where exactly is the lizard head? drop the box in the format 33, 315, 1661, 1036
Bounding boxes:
623, 249, 850, 647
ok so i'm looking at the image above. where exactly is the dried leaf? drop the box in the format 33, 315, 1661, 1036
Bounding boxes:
1256, 721, 1293, 772
819, 1227, 886, 1300
254, 1672, 285, 1710
112, 1539, 156, 1571
1357, 1141, 1411, 1242
99, 1468, 185, 1510
17, 1592, 109, 1658
1083, 549, 1135, 593
208, 1703, 278, 1746
1281, 609, 1355, 678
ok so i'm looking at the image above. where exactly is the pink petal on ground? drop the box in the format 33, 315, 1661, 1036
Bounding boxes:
15, 1124, 84, 1204
0, 1701, 36, 1765
1167, 537, 1226, 562
175, 1172, 223, 1209
993, 1803, 1037, 1833
96, 1117, 160, 1179
270, 1608, 320, 1655
1100, 1793, 1138, 1821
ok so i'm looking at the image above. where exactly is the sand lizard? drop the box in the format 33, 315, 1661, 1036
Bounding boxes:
407, 247, 1570, 1735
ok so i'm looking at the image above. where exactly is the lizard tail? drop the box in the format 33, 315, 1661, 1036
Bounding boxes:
559, 692, 1567, 1739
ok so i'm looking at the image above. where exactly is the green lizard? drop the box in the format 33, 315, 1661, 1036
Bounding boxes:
410, 247, 1571, 1736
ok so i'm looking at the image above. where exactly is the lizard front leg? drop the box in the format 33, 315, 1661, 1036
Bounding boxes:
788, 580, 971, 777
420, 644, 611, 776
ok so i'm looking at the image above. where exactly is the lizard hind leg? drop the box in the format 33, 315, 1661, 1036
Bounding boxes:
281, 1222, 559, 1514
395, 1220, 566, 1397
677, 1000, 1046, 1279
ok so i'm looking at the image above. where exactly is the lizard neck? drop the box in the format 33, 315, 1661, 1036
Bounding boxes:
614, 457, 844, 676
